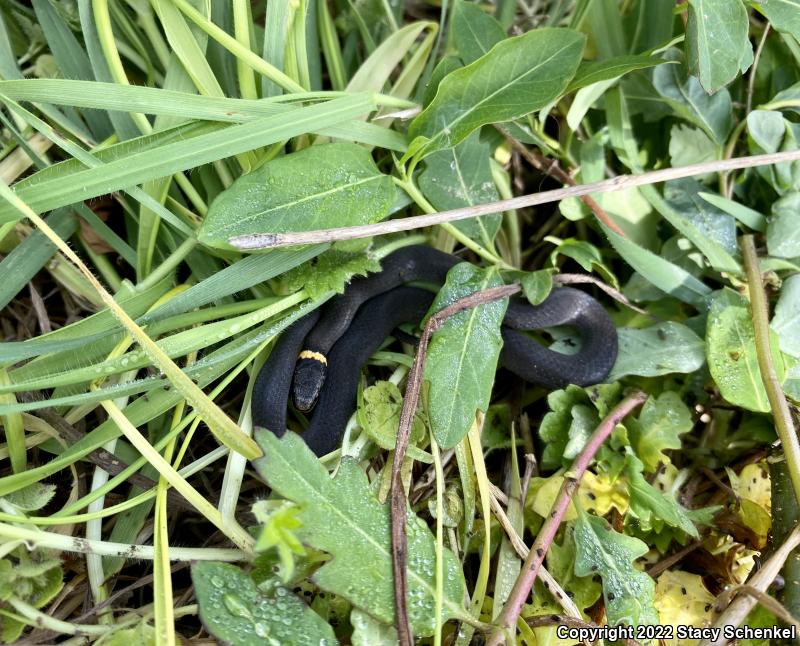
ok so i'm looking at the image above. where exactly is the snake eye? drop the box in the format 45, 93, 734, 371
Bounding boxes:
292, 353, 328, 412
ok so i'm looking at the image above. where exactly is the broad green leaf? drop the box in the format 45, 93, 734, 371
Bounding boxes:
573, 510, 659, 628
661, 178, 738, 257
668, 124, 717, 170
609, 322, 706, 381
351, 609, 398, 645
747, 110, 800, 195
698, 191, 767, 232
686, 0, 752, 93
253, 430, 468, 635
520, 269, 554, 306
751, 0, 800, 41
424, 263, 507, 448
451, 0, 505, 65
566, 54, 667, 93
200, 143, 395, 249
418, 132, 501, 247
768, 191, 800, 258
625, 453, 699, 538
772, 274, 800, 358
652, 52, 732, 144
356, 381, 432, 463
546, 529, 602, 613
0, 94, 375, 225
706, 289, 785, 413
192, 562, 336, 646
628, 392, 693, 472
409, 28, 585, 156
601, 223, 712, 306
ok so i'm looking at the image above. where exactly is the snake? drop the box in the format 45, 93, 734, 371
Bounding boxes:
251, 245, 618, 456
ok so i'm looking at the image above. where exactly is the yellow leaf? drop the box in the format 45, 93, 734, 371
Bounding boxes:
654, 571, 715, 645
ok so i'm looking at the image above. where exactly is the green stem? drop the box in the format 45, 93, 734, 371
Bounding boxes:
740, 234, 800, 504
138, 237, 198, 291
395, 177, 513, 269
170, 0, 305, 93
232, 0, 259, 99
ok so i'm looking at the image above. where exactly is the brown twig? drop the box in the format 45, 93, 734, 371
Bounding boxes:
554, 273, 651, 317
390, 283, 521, 645
229, 150, 800, 249
496, 125, 627, 237
487, 391, 648, 645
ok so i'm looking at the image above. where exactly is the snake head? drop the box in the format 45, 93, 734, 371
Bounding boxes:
291, 351, 328, 412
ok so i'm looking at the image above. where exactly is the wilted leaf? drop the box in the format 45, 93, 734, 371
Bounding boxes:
654, 571, 715, 643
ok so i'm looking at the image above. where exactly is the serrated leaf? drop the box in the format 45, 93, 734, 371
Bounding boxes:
418, 132, 501, 247
706, 289, 785, 413
357, 381, 432, 463
625, 453, 699, 538
686, 0, 752, 93
409, 28, 585, 156
609, 322, 706, 381
253, 430, 468, 635
451, 0, 505, 65
199, 143, 395, 249
283, 248, 381, 300
424, 263, 507, 448
573, 510, 659, 628
539, 385, 598, 470
628, 392, 693, 472
547, 528, 603, 612
192, 561, 336, 646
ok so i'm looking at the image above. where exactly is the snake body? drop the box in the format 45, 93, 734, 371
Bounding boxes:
251, 245, 618, 456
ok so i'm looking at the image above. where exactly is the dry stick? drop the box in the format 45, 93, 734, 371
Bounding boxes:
740, 235, 800, 503
230, 150, 800, 249
390, 283, 521, 646
699, 523, 800, 646
498, 126, 627, 237
487, 391, 648, 646
554, 273, 650, 317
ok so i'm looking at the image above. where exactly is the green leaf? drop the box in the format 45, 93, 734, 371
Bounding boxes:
191, 561, 336, 646
520, 269, 554, 306
351, 609, 398, 645
628, 392, 694, 472
546, 528, 602, 612
424, 263, 508, 448
697, 191, 767, 232
609, 322, 706, 381
408, 28, 585, 156
357, 381, 432, 463
199, 143, 395, 250
283, 248, 381, 301
686, 0, 752, 93
768, 191, 800, 258
573, 510, 659, 628
451, 0, 505, 65
668, 124, 717, 170
253, 500, 307, 581
417, 132, 501, 247
253, 430, 468, 635
539, 385, 602, 470
566, 54, 668, 93
747, 110, 800, 195
601, 223, 712, 306
706, 289, 785, 413
0, 94, 375, 225
772, 274, 800, 358
751, 0, 800, 41
625, 453, 699, 538
652, 51, 732, 144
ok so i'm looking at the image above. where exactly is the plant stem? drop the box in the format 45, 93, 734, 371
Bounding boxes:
740, 235, 800, 503
487, 391, 648, 645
